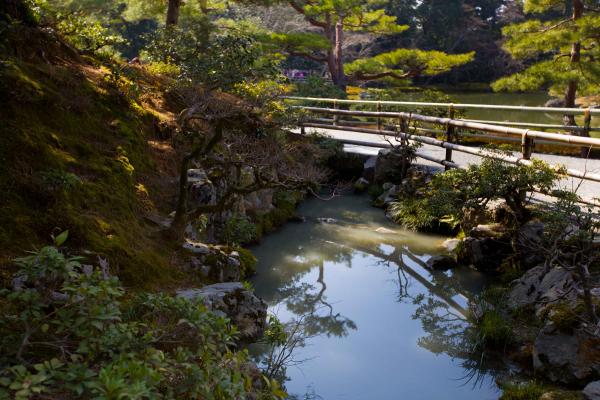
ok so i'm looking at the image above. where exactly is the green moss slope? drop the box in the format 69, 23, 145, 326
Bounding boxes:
0, 58, 178, 288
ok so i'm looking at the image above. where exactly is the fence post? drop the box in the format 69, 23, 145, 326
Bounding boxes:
377, 101, 382, 131
333, 100, 339, 126
582, 108, 592, 157
521, 130, 534, 160
444, 104, 455, 171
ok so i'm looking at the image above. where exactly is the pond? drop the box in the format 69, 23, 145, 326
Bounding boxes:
391, 90, 598, 130
250, 194, 502, 400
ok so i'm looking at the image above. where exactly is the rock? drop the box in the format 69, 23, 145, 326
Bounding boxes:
456, 236, 512, 273
363, 156, 377, 181
583, 381, 600, 400
244, 188, 275, 213
375, 227, 395, 234
517, 221, 546, 268
545, 98, 566, 108
187, 168, 215, 207
354, 177, 370, 193
541, 390, 584, 400
470, 224, 507, 239
374, 149, 407, 183
382, 182, 394, 191
426, 255, 458, 271
184, 242, 244, 282
183, 239, 210, 255
375, 184, 400, 207
177, 283, 268, 342
507, 265, 577, 314
462, 208, 491, 231
442, 238, 461, 253
289, 214, 306, 223
317, 217, 338, 224
533, 323, 600, 386
491, 204, 513, 225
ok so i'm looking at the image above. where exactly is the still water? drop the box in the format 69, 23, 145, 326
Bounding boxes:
398, 90, 598, 129
250, 195, 501, 400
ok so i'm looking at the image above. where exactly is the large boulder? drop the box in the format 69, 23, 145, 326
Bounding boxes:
533, 322, 600, 386
183, 240, 248, 282
583, 381, 600, 400
426, 255, 458, 271
363, 156, 377, 182
375, 184, 400, 207
374, 149, 407, 183
456, 236, 512, 273
507, 265, 578, 315
354, 177, 370, 193
517, 221, 546, 269
187, 169, 216, 207
177, 283, 268, 343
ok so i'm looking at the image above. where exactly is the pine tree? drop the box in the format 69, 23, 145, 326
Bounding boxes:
492, 0, 600, 133
270, 0, 474, 90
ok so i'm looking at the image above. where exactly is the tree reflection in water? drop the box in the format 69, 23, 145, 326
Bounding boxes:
252, 216, 501, 392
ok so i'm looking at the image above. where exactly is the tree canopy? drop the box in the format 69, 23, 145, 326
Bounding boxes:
492, 0, 600, 125
264, 0, 474, 88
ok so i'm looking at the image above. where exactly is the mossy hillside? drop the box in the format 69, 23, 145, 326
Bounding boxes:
0, 59, 178, 288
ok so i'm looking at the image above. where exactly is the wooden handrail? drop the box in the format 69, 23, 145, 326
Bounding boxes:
299, 107, 600, 149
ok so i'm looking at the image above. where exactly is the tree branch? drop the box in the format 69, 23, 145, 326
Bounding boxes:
288, 1, 329, 28
288, 50, 328, 62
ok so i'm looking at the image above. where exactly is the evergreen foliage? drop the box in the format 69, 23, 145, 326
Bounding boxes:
493, 0, 600, 107
266, 0, 473, 89
390, 153, 564, 230
0, 237, 285, 399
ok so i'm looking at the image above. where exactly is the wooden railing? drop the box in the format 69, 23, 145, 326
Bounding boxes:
285, 96, 600, 205
285, 96, 600, 135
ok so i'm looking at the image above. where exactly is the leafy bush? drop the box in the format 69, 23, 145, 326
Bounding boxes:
389, 153, 563, 231
236, 247, 258, 277
388, 197, 441, 231
469, 287, 512, 349
145, 23, 279, 91
0, 235, 284, 399
222, 214, 258, 245
475, 310, 512, 348
293, 75, 346, 100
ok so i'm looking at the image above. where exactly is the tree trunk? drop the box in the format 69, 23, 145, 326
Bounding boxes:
563, 0, 586, 156
166, 0, 182, 26
168, 122, 224, 239
1, 0, 34, 24
333, 18, 346, 92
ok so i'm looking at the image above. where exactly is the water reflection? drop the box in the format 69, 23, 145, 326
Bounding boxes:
250, 195, 501, 399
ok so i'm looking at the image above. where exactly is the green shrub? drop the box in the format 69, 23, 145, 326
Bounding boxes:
222, 214, 258, 245
476, 310, 512, 348
236, 247, 258, 278
388, 198, 459, 234
500, 381, 545, 400
0, 236, 284, 399
389, 153, 563, 231
293, 75, 346, 100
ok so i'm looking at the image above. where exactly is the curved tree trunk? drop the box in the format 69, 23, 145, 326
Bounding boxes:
333, 18, 346, 92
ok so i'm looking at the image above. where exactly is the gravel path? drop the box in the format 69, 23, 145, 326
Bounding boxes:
300, 127, 600, 202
